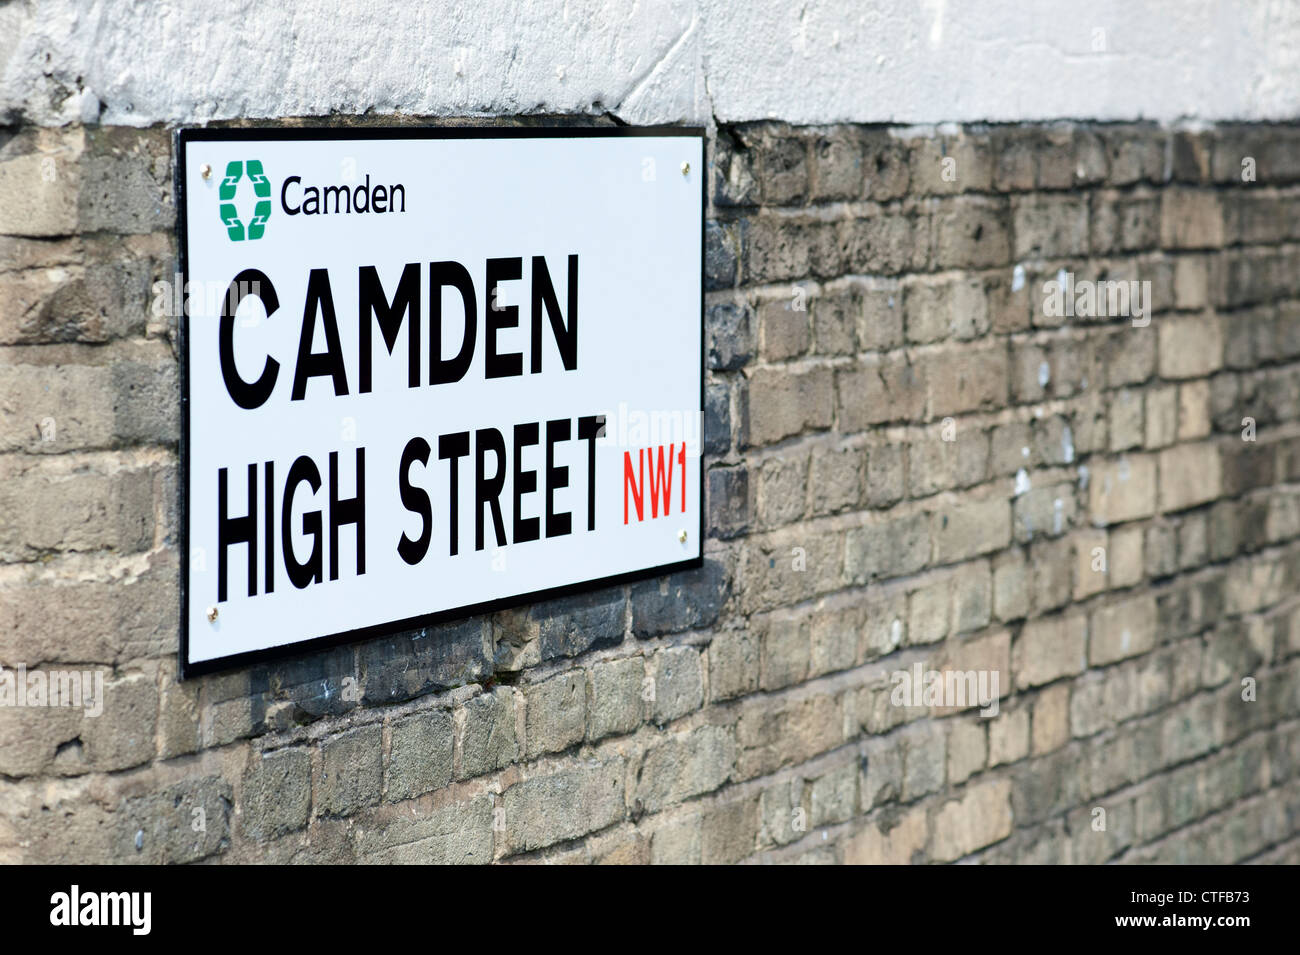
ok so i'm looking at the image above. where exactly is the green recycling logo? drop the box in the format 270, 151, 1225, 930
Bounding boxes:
218, 160, 272, 241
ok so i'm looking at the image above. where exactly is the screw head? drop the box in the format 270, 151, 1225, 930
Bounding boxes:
678, 528, 688, 543
206, 606, 218, 622
680, 161, 690, 176
200, 163, 212, 180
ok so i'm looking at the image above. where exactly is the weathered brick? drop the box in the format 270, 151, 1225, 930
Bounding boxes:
707, 464, 750, 539
951, 559, 993, 634
743, 216, 811, 283
494, 589, 624, 670
706, 302, 752, 370
855, 280, 905, 350
638, 725, 735, 810
242, 747, 312, 839
116, 776, 232, 864
0, 450, 162, 560
712, 129, 760, 207
756, 452, 808, 527
1160, 188, 1225, 249
903, 273, 988, 344
704, 222, 737, 290
649, 646, 704, 723
737, 692, 840, 779
356, 794, 494, 864
841, 209, 917, 274
932, 496, 1011, 563
909, 134, 993, 195
756, 294, 810, 360
810, 132, 864, 201
739, 527, 843, 612
930, 778, 1013, 861
845, 512, 930, 583
386, 709, 454, 801
812, 290, 859, 356
932, 197, 1011, 269
993, 547, 1030, 622
925, 340, 1008, 417
1144, 385, 1178, 449
1158, 314, 1223, 378
1090, 594, 1158, 666
865, 441, 906, 507
1012, 194, 1089, 258
708, 629, 760, 702
861, 130, 911, 201
1015, 614, 1088, 688
458, 687, 519, 779
0, 129, 83, 236
746, 364, 833, 444
501, 757, 626, 852
1090, 189, 1159, 253
809, 445, 862, 515
1031, 683, 1071, 755
901, 721, 947, 799
630, 559, 730, 636
704, 380, 731, 457
809, 602, 860, 675
988, 705, 1030, 766
757, 135, 809, 205
1159, 441, 1222, 513
948, 718, 988, 784
844, 807, 928, 863
837, 353, 927, 429
701, 795, 761, 863
524, 671, 586, 757
757, 614, 810, 690
587, 656, 645, 740
359, 617, 491, 703
1089, 454, 1157, 525
0, 549, 178, 665
1101, 126, 1165, 186
318, 725, 383, 817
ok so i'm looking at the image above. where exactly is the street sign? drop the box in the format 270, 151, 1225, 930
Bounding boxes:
177, 126, 705, 676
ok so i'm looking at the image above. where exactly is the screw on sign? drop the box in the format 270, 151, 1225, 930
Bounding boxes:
218, 160, 273, 241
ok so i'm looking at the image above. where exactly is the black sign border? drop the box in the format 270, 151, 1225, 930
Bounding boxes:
176, 124, 706, 679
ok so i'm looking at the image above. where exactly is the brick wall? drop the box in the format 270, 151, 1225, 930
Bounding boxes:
2, 119, 1299, 863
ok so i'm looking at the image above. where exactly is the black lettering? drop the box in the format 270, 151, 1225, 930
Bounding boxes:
513, 422, 540, 544
398, 437, 432, 565
322, 184, 351, 215
545, 418, 572, 538
475, 428, 507, 551
264, 460, 275, 595
430, 261, 477, 385
329, 448, 366, 580
282, 456, 323, 589
485, 257, 523, 379
219, 269, 279, 410
439, 431, 470, 556
531, 255, 578, 373
578, 415, 603, 532
353, 174, 370, 214
218, 464, 257, 602
359, 263, 421, 392
292, 269, 350, 400
280, 175, 302, 215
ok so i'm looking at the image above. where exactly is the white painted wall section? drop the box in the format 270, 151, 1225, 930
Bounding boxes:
2, 0, 1299, 127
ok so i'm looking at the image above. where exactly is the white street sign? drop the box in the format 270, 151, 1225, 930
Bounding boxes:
178, 127, 704, 675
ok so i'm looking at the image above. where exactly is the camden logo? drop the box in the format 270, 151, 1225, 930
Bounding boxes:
219, 159, 272, 241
